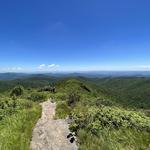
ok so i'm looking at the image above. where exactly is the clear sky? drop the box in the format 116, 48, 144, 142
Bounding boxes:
0, 0, 150, 72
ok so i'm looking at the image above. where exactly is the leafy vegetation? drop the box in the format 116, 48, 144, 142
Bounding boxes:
55, 101, 71, 119
28, 92, 48, 102
0, 76, 57, 92
88, 77, 150, 109
0, 75, 150, 149
0, 83, 46, 149
10, 86, 24, 97
53, 77, 150, 150
70, 106, 150, 134
0, 104, 41, 150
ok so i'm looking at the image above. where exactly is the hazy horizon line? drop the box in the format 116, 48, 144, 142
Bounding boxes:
1, 70, 150, 74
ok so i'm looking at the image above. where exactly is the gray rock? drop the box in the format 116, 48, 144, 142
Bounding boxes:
30, 100, 78, 150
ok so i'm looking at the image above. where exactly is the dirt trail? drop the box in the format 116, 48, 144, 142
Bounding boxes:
30, 100, 78, 150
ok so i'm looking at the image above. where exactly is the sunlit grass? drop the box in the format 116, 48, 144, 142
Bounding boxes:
78, 129, 150, 150
0, 104, 41, 150
55, 101, 71, 119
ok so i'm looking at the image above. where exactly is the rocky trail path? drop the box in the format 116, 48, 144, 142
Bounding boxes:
30, 100, 77, 150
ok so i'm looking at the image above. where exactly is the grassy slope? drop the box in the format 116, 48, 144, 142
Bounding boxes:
54, 78, 150, 150
87, 77, 150, 109
78, 129, 150, 150
0, 104, 41, 150
1, 76, 150, 149
0, 86, 44, 150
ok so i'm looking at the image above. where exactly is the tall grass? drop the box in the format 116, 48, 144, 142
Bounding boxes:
54, 78, 150, 150
78, 129, 150, 150
55, 101, 71, 119
0, 104, 41, 150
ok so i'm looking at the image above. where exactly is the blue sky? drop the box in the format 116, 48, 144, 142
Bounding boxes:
0, 0, 150, 72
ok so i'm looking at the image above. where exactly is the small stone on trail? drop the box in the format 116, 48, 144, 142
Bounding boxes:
67, 133, 73, 139
70, 137, 75, 143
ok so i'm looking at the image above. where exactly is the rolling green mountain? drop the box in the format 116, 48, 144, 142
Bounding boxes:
53, 77, 150, 150
0, 76, 58, 92
86, 77, 150, 109
0, 75, 150, 149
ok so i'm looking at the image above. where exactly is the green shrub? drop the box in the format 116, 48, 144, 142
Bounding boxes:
95, 98, 115, 107
70, 106, 150, 134
55, 101, 71, 119
53, 92, 67, 101
38, 86, 56, 93
10, 86, 24, 97
0, 97, 34, 121
28, 92, 48, 102
67, 90, 80, 107
15, 99, 33, 109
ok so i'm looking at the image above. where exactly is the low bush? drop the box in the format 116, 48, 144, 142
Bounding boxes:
55, 101, 71, 119
53, 92, 67, 101
38, 86, 56, 93
0, 97, 33, 121
10, 86, 24, 97
28, 92, 48, 102
67, 91, 80, 107
70, 106, 150, 134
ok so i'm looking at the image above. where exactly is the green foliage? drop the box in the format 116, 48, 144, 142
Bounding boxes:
56, 78, 91, 94
0, 85, 41, 150
52, 92, 67, 101
0, 104, 41, 150
0, 76, 57, 92
70, 106, 150, 134
1, 76, 150, 150
0, 97, 33, 121
77, 129, 150, 150
89, 77, 150, 109
54, 77, 150, 149
55, 101, 71, 119
10, 86, 24, 97
38, 86, 56, 93
67, 90, 80, 107
28, 92, 48, 102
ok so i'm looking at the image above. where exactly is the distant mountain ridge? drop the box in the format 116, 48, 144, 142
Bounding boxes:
0, 73, 28, 80
1, 71, 150, 80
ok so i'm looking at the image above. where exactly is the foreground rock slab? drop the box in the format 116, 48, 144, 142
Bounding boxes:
30, 100, 77, 150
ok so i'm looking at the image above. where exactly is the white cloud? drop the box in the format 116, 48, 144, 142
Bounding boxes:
37, 64, 60, 71
38, 64, 46, 69
48, 64, 60, 68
